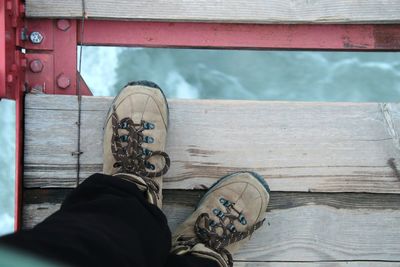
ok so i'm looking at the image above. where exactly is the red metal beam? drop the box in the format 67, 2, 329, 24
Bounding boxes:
0, 0, 24, 231
0, 0, 25, 100
21, 20, 400, 95
80, 21, 400, 51
24, 19, 92, 96
25, 19, 75, 95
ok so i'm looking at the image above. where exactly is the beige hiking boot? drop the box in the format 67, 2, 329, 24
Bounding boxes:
171, 171, 270, 267
103, 81, 170, 209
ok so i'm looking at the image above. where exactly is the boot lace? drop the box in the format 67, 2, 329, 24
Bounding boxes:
110, 106, 170, 193
176, 197, 265, 267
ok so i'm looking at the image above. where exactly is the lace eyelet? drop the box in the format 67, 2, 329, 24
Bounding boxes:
219, 197, 232, 207
239, 214, 247, 225
144, 122, 155, 130
113, 162, 121, 168
144, 148, 153, 156
144, 136, 154, 143
145, 161, 155, 170
198, 228, 208, 238
119, 135, 129, 142
213, 208, 225, 219
227, 223, 237, 233
209, 220, 217, 227
119, 121, 129, 129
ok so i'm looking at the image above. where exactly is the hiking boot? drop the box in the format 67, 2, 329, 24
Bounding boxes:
171, 171, 270, 267
103, 81, 170, 208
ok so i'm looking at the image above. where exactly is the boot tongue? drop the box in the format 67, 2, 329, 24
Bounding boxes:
113, 173, 158, 205
190, 243, 230, 267
113, 173, 147, 189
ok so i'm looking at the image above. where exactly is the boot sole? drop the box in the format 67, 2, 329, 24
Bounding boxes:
196, 171, 270, 209
103, 80, 170, 130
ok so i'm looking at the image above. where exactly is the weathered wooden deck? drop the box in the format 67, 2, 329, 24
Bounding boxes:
22, 0, 400, 265
24, 94, 400, 266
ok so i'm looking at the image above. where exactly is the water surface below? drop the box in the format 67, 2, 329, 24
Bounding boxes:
1, 48, 400, 234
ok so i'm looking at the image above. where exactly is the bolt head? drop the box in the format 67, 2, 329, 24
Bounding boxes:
29, 31, 43, 44
29, 59, 43, 73
57, 19, 71, 31
57, 74, 70, 89
7, 74, 13, 83
6, 1, 12, 11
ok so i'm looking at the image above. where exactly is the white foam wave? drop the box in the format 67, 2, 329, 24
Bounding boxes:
79, 46, 125, 96
0, 213, 14, 236
165, 71, 199, 99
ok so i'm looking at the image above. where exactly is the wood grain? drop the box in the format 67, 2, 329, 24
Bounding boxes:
23, 191, 400, 261
24, 94, 400, 192
26, 0, 400, 24
234, 263, 400, 267
24, 189, 400, 211
382, 103, 400, 152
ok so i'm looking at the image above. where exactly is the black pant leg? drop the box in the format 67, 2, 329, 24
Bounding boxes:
166, 254, 221, 267
0, 173, 171, 267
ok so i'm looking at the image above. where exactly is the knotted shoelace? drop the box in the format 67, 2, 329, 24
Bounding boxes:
177, 198, 265, 267
110, 106, 170, 193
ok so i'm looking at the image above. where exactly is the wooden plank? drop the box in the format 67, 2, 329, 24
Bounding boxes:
24, 190, 400, 211
26, 0, 400, 24
234, 263, 400, 267
22, 190, 400, 261
24, 94, 400, 192
24, 95, 79, 186
23, 203, 60, 229
382, 103, 400, 152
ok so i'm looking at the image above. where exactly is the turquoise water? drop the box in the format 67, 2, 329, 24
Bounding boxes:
82, 47, 400, 101
1, 48, 400, 234
0, 100, 15, 235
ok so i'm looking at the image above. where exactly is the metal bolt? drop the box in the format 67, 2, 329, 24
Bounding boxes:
57, 19, 71, 31
57, 74, 70, 89
29, 59, 43, 73
29, 31, 43, 44
7, 74, 13, 83
6, 1, 12, 11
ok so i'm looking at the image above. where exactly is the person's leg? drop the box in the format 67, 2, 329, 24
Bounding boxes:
0, 173, 171, 267
165, 254, 221, 267
1, 81, 173, 267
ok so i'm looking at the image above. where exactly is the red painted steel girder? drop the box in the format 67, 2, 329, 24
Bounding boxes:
20, 20, 400, 97
0, 0, 25, 232
0, 0, 25, 100
79, 21, 400, 51
25, 19, 92, 96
